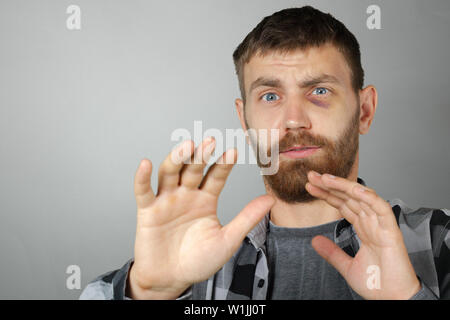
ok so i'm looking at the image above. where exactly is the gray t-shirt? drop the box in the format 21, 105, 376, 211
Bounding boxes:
266, 218, 354, 300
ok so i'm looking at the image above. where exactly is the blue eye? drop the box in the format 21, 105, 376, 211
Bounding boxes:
312, 87, 329, 95
261, 92, 279, 102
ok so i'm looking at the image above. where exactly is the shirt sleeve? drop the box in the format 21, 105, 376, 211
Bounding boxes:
79, 259, 134, 300
429, 209, 450, 299
79, 258, 193, 300
408, 277, 438, 300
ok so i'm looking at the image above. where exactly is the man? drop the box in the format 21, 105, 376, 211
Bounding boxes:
80, 6, 449, 300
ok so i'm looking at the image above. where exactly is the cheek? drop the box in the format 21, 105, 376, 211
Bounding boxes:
246, 113, 284, 148
248, 107, 284, 129
262, 112, 284, 133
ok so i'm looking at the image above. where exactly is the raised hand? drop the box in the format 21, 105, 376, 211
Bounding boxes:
127, 138, 275, 299
305, 171, 421, 300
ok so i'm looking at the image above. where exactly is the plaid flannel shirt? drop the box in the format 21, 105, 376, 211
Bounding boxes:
80, 177, 450, 300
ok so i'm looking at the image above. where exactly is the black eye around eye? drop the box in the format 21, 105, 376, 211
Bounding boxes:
313, 87, 328, 95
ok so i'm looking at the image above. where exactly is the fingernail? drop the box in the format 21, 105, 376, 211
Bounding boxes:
326, 174, 335, 179
218, 148, 236, 164
357, 187, 366, 193
202, 141, 216, 160
180, 141, 194, 163
312, 171, 321, 177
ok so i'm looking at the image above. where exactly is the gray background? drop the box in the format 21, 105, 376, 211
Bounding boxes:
0, 0, 449, 299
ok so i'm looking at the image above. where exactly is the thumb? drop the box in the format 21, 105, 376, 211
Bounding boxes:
221, 194, 275, 252
311, 235, 352, 279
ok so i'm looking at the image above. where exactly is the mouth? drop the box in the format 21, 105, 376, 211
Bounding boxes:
280, 146, 320, 153
279, 145, 321, 159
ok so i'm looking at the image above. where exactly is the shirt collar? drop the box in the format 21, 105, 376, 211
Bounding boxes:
246, 177, 367, 251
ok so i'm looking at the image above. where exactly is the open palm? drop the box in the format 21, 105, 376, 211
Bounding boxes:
305, 171, 421, 300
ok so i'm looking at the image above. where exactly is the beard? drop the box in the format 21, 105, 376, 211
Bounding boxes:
252, 107, 360, 204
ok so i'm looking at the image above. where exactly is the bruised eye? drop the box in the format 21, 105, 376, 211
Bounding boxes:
312, 87, 329, 95
261, 92, 280, 102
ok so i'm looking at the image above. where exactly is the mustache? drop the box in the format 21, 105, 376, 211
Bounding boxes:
266, 132, 326, 156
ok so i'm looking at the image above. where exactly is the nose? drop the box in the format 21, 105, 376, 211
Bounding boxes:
285, 98, 311, 130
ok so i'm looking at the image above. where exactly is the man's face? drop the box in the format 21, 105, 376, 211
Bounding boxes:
240, 43, 361, 204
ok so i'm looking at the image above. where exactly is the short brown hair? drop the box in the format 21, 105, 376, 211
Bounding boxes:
232, 6, 364, 104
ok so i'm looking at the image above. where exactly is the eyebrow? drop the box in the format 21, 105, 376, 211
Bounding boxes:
248, 74, 342, 94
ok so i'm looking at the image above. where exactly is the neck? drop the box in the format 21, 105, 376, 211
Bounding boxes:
269, 199, 343, 228
268, 154, 359, 228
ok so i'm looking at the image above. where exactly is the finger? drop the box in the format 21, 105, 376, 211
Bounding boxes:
157, 140, 194, 195
354, 187, 391, 217
308, 171, 377, 216
199, 148, 237, 197
349, 183, 399, 230
354, 204, 380, 241
360, 200, 396, 230
179, 137, 216, 189
134, 158, 156, 209
307, 182, 378, 243
323, 175, 379, 212
305, 182, 358, 225
307, 171, 355, 203
358, 200, 377, 217
311, 235, 352, 279
221, 195, 275, 253
305, 181, 345, 208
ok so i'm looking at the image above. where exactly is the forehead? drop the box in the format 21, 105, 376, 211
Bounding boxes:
243, 44, 353, 91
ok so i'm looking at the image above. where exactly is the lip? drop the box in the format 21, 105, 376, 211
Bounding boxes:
281, 145, 319, 153
280, 147, 320, 159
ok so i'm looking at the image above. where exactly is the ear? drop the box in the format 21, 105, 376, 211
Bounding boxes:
235, 98, 250, 145
358, 85, 378, 135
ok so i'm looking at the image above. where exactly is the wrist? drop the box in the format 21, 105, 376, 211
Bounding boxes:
395, 277, 422, 300
126, 263, 188, 300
